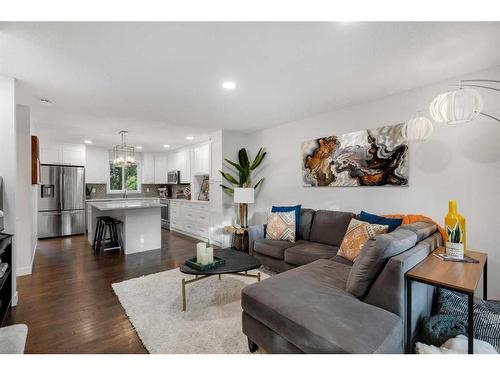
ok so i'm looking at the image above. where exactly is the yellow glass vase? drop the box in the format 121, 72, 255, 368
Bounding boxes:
444, 200, 466, 258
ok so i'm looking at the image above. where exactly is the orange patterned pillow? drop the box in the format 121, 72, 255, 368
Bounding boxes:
266, 211, 296, 242
338, 218, 388, 262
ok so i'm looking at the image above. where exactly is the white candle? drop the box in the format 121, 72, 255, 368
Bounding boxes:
206, 247, 214, 264
196, 242, 206, 264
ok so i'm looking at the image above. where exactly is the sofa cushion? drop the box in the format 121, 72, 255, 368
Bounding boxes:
346, 227, 418, 298
309, 210, 356, 246
359, 211, 403, 232
299, 208, 315, 241
241, 259, 402, 353
284, 242, 339, 266
402, 221, 438, 242
272, 205, 301, 239
254, 239, 305, 260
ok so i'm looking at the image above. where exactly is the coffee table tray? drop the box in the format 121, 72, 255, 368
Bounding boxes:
184, 256, 226, 271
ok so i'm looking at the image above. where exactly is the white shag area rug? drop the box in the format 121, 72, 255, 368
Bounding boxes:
112, 268, 268, 354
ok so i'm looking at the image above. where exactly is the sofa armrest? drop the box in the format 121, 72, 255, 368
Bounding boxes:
248, 224, 266, 255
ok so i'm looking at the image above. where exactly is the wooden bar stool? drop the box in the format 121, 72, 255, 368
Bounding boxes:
94, 217, 123, 254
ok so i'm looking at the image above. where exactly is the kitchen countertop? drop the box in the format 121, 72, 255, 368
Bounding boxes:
86, 197, 160, 202
87, 200, 161, 211
168, 198, 209, 204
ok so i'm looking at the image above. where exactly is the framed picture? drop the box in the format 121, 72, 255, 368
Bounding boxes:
198, 176, 209, 201
301, 123, 409, 187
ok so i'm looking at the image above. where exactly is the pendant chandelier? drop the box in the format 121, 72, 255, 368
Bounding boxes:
113, 130, 135, 166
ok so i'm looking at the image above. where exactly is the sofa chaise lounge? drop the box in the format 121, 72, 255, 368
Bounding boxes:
242, 209, 442, 353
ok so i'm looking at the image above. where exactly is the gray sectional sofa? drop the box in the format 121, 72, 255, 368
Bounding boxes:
242, 208, 442, 353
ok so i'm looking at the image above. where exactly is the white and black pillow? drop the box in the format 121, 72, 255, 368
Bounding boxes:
437, 288, 500, 351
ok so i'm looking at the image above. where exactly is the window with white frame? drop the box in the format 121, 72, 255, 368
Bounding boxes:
108, 163, 141, 193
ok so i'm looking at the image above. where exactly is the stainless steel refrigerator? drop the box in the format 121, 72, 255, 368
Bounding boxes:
38, 165, 85, 238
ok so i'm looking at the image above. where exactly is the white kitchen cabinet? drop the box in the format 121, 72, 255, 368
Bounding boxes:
62, 144, 86, 166
142, 152, 156, 184
169, 200, 210, 241
40, 143, 85, 166
210, 133, 222, 180
85, 146, 109, 183
40, 145, 61, 165
192, 142, 209, 176
154, 153, 168, 184
168, 148, 191, 183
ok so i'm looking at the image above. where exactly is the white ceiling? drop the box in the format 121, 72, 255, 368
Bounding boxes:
1, 22, 500, 151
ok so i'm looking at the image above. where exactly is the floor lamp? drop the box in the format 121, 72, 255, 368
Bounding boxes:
234, 188, 254, 228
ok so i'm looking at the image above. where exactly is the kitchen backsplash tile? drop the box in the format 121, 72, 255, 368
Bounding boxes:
85, 183, 191, 199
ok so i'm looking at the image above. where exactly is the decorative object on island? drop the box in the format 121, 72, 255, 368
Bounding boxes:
444, 200, 466, 258
112, 130, 136, 166
301, 123, 408, 187
234, 188, 254, 228
198, 176, 209, 201
403, 112, 433, 142
430, 80, 500, 124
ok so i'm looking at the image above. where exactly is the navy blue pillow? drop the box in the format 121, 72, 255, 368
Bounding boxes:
271, 205, 301, 238
359, 211, 403, 232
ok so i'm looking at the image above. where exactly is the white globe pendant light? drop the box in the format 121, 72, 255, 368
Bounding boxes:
403, 116, 433, 142
429, 87, 483, 125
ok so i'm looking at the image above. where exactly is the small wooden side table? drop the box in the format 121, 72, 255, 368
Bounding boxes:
224, 226, 249, 253
405, 247, 488, 354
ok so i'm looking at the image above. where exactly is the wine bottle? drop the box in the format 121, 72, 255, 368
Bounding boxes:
444, 200, 466, 258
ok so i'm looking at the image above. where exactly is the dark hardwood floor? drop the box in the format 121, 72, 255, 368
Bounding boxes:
5, 229, 199, 353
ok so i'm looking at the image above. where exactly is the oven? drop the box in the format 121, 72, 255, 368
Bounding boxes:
160, 199, 170, 229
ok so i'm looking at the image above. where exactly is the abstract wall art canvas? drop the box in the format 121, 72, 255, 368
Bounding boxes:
301, 123, 409, 187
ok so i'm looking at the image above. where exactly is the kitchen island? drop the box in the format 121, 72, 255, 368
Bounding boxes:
86, 199, 161, 254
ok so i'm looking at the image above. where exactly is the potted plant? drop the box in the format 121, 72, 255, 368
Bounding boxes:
219, 147, 266, 228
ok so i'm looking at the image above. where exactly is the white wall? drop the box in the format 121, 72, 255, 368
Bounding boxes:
247, 65, 500, 299
0, 75, 17, 303
16, 105, 37, 276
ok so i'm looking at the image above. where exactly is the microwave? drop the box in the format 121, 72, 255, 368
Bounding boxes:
167, 170, 180, 184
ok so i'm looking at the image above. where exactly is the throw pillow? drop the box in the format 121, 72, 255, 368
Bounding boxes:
359, 210, 403, 232
271, 205, 301, 239
338, 218, 388, 262
266, 211, 296, 242
436, 288, 500, 352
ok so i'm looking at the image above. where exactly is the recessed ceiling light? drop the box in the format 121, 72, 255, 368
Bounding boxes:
84, 140, 93, 144
39, 97, 53, 105
185, 136, 194, 141
163, 144, 170, 148
136, 146, 143, 150
221, 81, 236, 90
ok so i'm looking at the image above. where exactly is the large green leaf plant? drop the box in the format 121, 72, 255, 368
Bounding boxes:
219, 147, 266, 194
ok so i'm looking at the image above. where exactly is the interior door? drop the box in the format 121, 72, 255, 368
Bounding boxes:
38, 165, 62, 212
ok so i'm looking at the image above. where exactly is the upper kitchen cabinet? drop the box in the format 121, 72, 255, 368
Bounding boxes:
85, 146, 108, 183
40, 142, 86, 166
168, 148, 191, 183
142, 152, 156, 184
192, 142, 210, 176
154, 153, 168, 184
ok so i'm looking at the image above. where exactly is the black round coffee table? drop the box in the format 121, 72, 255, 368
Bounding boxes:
179, 248, 262, 311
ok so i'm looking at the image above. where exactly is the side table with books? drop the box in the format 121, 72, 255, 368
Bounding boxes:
405, 246, 488, 354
